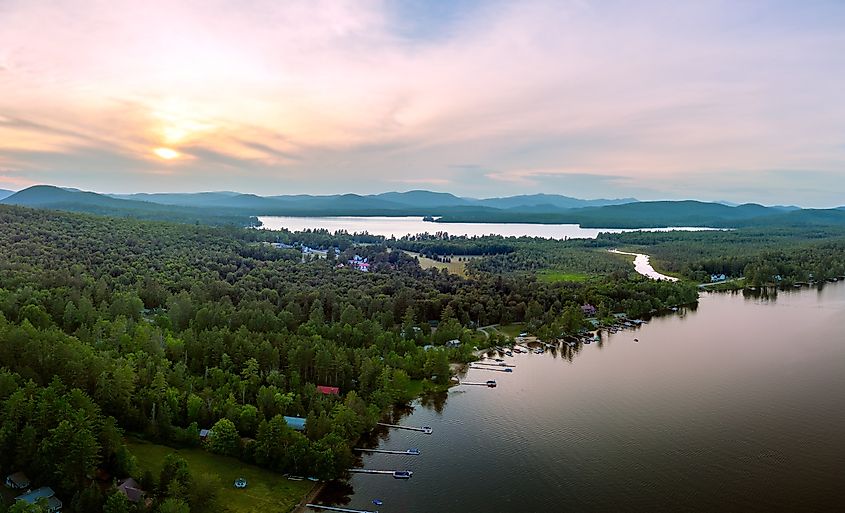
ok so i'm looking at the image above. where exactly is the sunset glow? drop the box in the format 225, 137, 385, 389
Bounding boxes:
0, 1, 844, 205
153, 148, 181, 160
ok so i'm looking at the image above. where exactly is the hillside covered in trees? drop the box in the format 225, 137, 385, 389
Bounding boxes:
0, 205, 698, 513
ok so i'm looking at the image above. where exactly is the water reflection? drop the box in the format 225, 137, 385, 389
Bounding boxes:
321, 283, 845, 512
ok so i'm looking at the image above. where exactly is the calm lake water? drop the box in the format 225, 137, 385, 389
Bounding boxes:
258, 216, 716, 239
318, 283, 845, 512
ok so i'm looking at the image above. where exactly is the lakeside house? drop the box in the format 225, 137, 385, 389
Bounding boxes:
710, 274, 727, 282
116, 477, 149, 505
284, 416, 307, 431
316, 385, 340, 395
16, 487, 62, 512
581, 304, 597, 316
445, 339, 462, 348
5, 472, 30, 490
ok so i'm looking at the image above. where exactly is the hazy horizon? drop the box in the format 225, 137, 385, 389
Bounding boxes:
2, 1, 844, 207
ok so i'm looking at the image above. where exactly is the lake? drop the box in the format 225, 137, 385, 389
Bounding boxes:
316, 283, 845, 512
258, 216, 717, 239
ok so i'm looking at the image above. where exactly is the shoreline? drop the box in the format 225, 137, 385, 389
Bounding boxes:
291, 481, 322, 513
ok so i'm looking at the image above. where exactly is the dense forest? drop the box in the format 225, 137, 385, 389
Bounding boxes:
0, 205, 698, 513
598, 228, 845, 286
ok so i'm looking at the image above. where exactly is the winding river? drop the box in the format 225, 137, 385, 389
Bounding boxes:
609, 249, 679, 281
315, 283, 845, 512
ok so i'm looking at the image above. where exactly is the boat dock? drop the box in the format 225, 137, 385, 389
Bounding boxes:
349, 469, 398, 475
469, 365, 513, 373
353, 448, 420, 455
460, 380, 497, 387
475, 362, 516, 368
376, 422, 432, 434
348, 469, 413, 479
306, 504, 378, 513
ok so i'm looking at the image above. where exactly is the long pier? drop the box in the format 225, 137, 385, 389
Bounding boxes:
376, 422, 432, 434
349, 468, 396, 475
460, 380, 497, 387
353, 448, 420, 455
474, 362, 516, 368
305, 504, 378, 513
469, 365, 513, 373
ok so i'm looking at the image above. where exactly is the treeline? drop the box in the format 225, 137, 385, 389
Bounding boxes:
0, 205, 698, 512
598, 228, 845, 285
391, 233, 515, 257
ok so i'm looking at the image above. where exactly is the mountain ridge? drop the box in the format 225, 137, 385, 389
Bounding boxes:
5, 184, 845, 229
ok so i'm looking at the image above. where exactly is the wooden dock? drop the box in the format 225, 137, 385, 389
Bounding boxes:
460, 380, 497, 387
353, 448, 420, 455
306, 504, 378, 513
376, 422, 432, 434
475, 361, 516, 368
469, 365, 513, 373
348, 468, 413, 478
349, 468, 397, 475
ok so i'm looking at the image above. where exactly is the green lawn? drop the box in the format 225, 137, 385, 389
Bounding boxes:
538, 270, 590, 283
494, 323, 526, 338
127, 439, 313, 513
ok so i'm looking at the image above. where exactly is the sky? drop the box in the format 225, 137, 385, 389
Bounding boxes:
1, 0, 844, 206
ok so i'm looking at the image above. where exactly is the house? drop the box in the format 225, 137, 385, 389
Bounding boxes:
116, 478, 147, 504
348, 255, 370, 272
710, 274, 727, 282
316, 385, 340, 396
5, 472, 30, 490
581, 304, 597, 316
270, 242, 293, 249
445, 339, 462, 348
283, 416, 307, 431
199, 429, 213, 440
16, 487, 62, 512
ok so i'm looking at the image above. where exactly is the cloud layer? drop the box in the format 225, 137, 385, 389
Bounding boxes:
1, 0, 844, 205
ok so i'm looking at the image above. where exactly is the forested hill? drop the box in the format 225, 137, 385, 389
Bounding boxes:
434, 201, 845, 228
0, 204, 698, 511
1, 185, 259, 226
6, 184, 845, 229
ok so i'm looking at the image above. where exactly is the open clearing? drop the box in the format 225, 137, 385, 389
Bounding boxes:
128, 439, 312, 513
402, 250, 481, 276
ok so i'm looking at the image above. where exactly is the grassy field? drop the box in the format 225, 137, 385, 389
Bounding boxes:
402, 251, 481, 277
537, 270, 590, 283
127, 439, 312, 513
492, 323, 527, 338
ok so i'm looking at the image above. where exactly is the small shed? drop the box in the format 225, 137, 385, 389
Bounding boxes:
445, 339, 461, 348
199, 429, 213, 440
283, 416, 307, 431
316, 385, 340, 396
5, 472, 30, 490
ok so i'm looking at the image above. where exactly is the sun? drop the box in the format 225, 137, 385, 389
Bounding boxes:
153, 147, 180, 160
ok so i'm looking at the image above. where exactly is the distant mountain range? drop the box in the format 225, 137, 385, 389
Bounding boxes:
109, 189, 635, 212
3, 184, 845, 229
0, 189, 14, 201
0, 185, 258, 226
